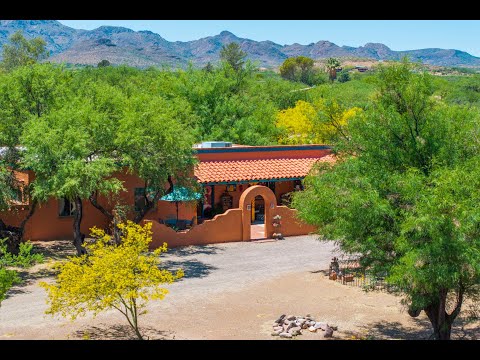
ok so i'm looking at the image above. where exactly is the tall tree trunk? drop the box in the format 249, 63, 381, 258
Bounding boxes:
88, 192, 123, 244
88, 192, 113, 221
133, 177, 173, 224
18, 198, 37, 240
422, 287, 464, 340
133, 199, 156, 224
1, 199, 38, 255
73, 196, 86, 255
112, 210, 123, 245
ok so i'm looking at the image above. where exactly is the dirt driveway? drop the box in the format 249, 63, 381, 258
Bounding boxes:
0, 236, 477, 340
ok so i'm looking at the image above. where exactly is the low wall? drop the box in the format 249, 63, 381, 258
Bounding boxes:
0, 207, 28, 228
275, 206, 317, 237
147, 208, 243, 249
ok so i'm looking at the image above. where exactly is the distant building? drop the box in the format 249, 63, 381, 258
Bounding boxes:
355, 66, 368, 72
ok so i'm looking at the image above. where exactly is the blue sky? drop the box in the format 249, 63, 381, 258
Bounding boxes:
59, 20, 480, 57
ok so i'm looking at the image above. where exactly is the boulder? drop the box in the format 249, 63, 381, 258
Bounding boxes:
295, 318, 306, 326
283, 320, 291, 326
273, 326, 283, 332
314, 322, 327, 331
289, 328, 302, 336
275, 314, 286, 324
287, 322, 297, 331
286, 315, 296, 321
301, 323, 309, 329
271, 331, 281, 336
308, 326, 317, 332
324, 326, 334, 338
280, 332, 293, 338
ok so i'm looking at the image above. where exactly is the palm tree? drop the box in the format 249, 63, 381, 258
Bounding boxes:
326, 57, 341, 83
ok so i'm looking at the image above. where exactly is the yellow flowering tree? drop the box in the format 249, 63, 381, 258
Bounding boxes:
276, 100, 319, 144
315, 99, 362, 143
40, 221, 183, 340
276, 99, 361, 144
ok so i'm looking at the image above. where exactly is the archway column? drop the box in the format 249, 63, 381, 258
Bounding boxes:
238, 185, 277, 241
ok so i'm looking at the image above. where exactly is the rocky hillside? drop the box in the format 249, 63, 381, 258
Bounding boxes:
1, 20, 479, 68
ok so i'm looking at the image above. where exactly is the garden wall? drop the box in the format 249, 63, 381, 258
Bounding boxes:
275, 206, 317, 237
147, 208, 243, 249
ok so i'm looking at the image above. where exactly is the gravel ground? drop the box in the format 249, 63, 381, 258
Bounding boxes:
1, 236, 478, 340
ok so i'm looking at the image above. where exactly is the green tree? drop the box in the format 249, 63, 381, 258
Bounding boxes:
0, 64, 69, 249
203, 62, 214, 73
1, 31, 49, 71
293, 60, 480, 340
337, 71, 350, 83
40, 221, 183, 340
325, 57, 341, 82
220, 42, 247, 73
21, 89, 124, 255
116, 94, 198, 223
97, 59, 111, 68
279, 56, 317, 85
0, 168, 15, 212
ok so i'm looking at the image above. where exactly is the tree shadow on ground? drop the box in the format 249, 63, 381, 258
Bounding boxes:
161, 259, 218, 280
73, 324, 176, 340
310, 269, 329, 275
166, 244, 225, 257
33, 240, 76, 262
340, 317, 479, 340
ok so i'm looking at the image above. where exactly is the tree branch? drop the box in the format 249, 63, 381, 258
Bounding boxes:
89, 191, 113, 220
448, 281, 465, 323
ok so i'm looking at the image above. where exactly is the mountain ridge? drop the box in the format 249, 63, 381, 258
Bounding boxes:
0, 20, 479, 68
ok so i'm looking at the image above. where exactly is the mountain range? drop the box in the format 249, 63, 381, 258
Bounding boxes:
1, 20, 479, 68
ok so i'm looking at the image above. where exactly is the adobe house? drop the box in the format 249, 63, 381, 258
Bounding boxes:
0, 142, 334, 246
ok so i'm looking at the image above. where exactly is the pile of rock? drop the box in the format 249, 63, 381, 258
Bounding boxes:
271, 314, 336, 339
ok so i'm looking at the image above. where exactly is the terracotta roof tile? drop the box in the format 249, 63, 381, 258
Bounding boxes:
194, 155, 335, 184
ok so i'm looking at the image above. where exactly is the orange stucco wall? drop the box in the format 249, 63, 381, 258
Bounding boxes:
146, 188, 317, 249
147, 208, 243, 249
275, 206, 317, 237
0, 168, 196, 241
274, 181, 295, 204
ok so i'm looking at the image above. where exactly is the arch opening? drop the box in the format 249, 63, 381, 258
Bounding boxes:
239, 185, 277, 241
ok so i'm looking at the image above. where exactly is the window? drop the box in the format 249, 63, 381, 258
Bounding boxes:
134, 187, 158, 212
293, 179, 304, 191
59, 198, 76, 217
134, 188, 147, 212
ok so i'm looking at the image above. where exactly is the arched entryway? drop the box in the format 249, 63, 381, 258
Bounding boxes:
251, 195, 265, 239
239, 185, 277, 241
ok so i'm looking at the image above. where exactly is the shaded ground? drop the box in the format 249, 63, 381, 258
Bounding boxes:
0, 236, 478, 340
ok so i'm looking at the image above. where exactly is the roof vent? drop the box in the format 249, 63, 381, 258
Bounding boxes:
200, 141, 233, 148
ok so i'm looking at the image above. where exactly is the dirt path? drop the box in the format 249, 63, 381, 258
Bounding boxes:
0, 236, 478, 340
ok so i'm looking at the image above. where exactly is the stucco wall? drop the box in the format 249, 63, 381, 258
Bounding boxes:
0, 168, 196, 241
274, 181, 295, 204
147, 204, 316, 249
274, 206, 317, 237
147, 208, 243, 249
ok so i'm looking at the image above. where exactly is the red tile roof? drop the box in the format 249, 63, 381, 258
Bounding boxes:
194, 155, 335, 184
